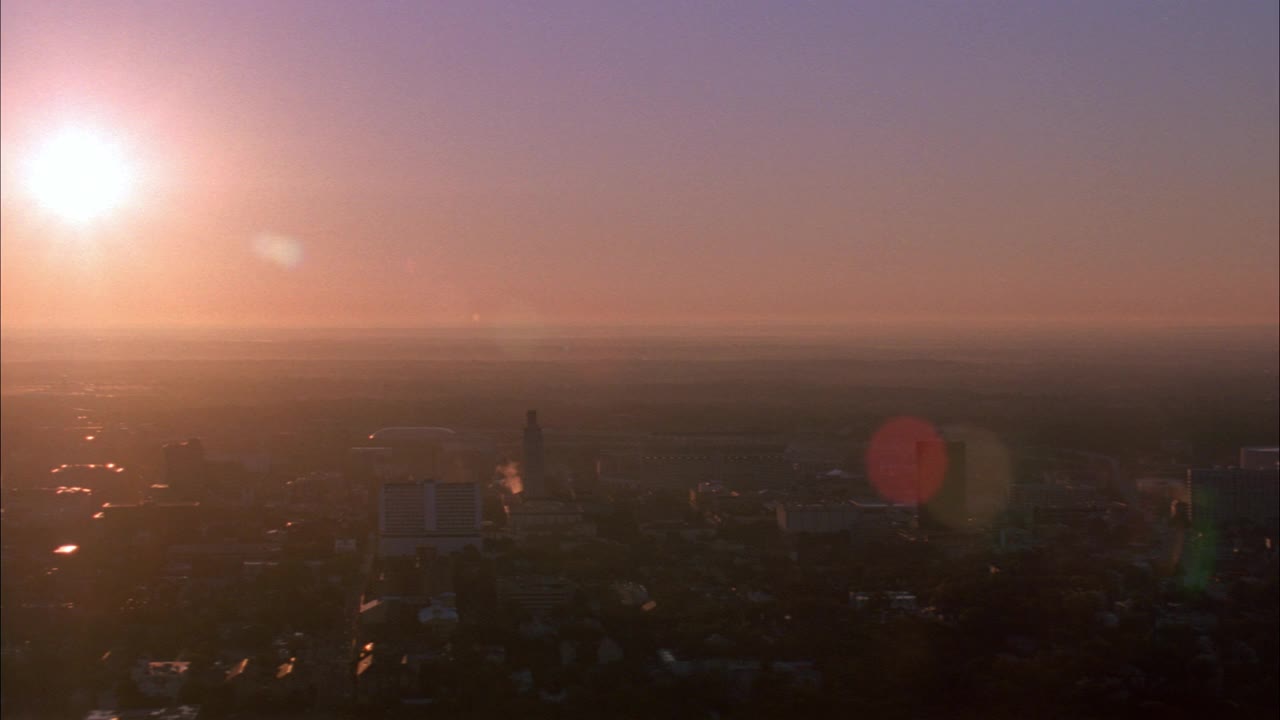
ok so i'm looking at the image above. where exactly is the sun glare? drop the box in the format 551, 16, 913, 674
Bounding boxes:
27, 127, 135, 225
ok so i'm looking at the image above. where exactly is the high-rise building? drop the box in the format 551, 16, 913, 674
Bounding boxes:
917, 440, 967, 533
378, 479, 482, 556
380, 481, 432, 537
435, 482, 482, 532
1186, 467, 1280, 530
522, 410, 546, 498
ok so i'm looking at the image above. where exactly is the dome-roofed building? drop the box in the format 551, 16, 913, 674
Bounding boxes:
367, 427, 457, 444
361, 427, 458, 480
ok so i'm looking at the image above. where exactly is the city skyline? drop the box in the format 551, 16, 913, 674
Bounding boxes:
1, 4, 1276, 715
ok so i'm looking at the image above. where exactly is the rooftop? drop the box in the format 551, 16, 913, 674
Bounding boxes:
368, 427, 456, 442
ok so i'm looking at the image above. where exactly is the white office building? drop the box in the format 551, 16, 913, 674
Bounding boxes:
378, 479, 482, 556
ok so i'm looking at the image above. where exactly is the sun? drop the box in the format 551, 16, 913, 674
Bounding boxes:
27, 127, 135, 224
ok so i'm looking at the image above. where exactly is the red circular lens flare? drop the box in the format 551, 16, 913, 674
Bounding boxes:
866, 416, 944, 504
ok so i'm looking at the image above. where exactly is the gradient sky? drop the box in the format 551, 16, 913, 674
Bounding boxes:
1, 1, 1277, 329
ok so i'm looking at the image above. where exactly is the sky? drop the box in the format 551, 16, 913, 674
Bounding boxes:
1, 0, 1277, 330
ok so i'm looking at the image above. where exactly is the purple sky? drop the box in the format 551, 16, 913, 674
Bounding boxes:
2, 0, 1277, 328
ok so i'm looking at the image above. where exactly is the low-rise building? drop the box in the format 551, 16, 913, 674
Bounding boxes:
1187, 467, 1280, 529
776, 502, 860, 533
497, 575, 576, 615
131, 661, 190, 702
506, 499, 593, 536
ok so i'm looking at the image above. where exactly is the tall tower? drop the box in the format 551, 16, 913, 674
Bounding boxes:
522, 410, 546, 498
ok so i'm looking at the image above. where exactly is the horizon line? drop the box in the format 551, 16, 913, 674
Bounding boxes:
3, 316, 1278, 337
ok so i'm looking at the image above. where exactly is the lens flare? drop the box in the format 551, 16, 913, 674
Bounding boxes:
252, 233, 304, 269
866, 416, 942, 504
944, 424, 1013, 525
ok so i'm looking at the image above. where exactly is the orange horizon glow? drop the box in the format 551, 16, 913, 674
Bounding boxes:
1, 2, 1276, 332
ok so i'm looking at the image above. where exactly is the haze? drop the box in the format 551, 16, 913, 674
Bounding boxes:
1, 1, 1278, 330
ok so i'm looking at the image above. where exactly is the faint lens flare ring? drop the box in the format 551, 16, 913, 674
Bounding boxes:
252, 232, 304, 269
